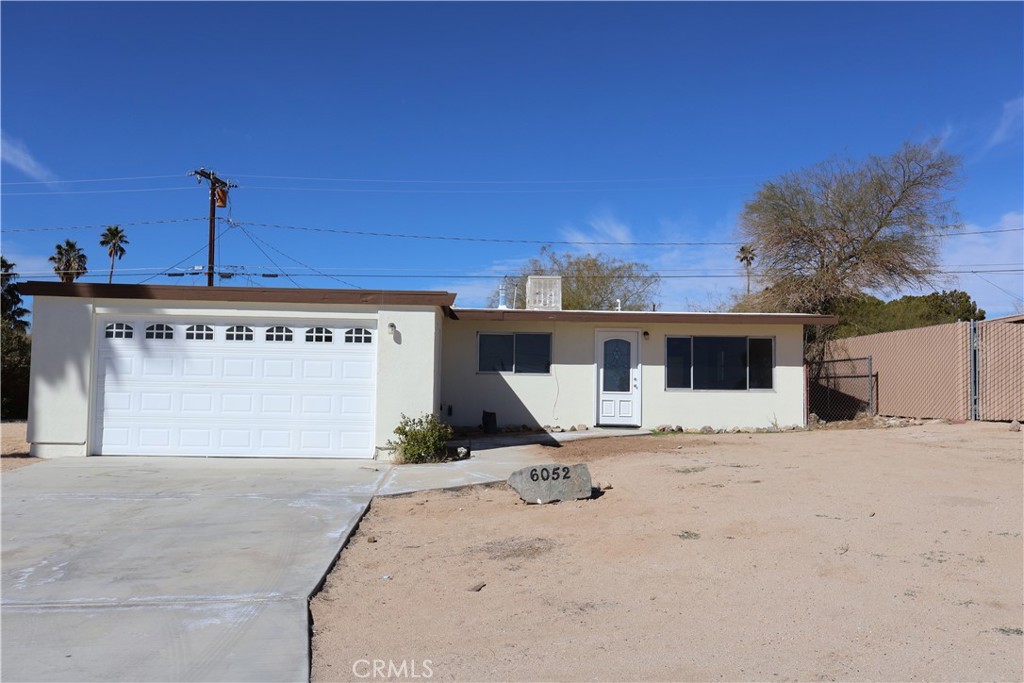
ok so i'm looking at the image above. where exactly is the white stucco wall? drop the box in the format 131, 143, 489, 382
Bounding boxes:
26, 295, 442, 458
440, 319, 807, 430
374, 306, 444, 455
27, 297, 95, 457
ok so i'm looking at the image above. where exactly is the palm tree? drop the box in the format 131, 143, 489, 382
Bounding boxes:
99, 225, 129, 284
49, 239, 88, 283
737, 244, 756, 295
1, 257, 30, 332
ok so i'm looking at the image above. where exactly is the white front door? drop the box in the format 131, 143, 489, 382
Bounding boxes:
596, 330, 641, 426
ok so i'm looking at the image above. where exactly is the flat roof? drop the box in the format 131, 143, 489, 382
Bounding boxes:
20, 282, 457, 308
450, 308, 839, 325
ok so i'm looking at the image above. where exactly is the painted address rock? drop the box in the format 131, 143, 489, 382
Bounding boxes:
507, 463, 593, 504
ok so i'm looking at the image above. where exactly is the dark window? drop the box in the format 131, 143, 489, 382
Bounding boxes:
145, 323, 174, 340
479, 334, 514, 372
185, 324, 214, 341
515, 334, 551, 374
225, 325, 254, 341
748, 338, 774, 389
478, 333, 551, 374
673, 336, 775, 391
666, 337, 692, 389
105, 323, 133, 339
266, 326, 293, 342
693, 337, 748, 390
602, 339, 631, 392
344, 328, 372, 343
306, 327, 333, 343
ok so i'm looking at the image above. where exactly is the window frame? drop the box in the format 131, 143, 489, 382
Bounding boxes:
225, 325, 254, 342
343, 327, 373, 344
477, 332, 552, 375
145, 323, 174, 340
184, 324, 214, 341
265, 325, 294, 342
104, 322, 134, 339
664, 335, 775, 391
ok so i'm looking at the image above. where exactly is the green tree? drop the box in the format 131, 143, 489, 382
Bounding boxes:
1, 324, 31, 420
491, 248, 660, 311
834, 289, 985, 338
99, 225, 129, 284
1, 257, 31, 420
735, 139, 963, 358
2, 257, 29, 333
49, 239, 88, 283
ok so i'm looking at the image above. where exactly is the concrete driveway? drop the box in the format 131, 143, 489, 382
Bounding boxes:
1, 456, 388, 682
1, 433, 615, 681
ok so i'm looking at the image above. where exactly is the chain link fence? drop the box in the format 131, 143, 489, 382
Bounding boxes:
976, 321, 1024, 421
807, 357, 874, 422
823, 319, 1023, 423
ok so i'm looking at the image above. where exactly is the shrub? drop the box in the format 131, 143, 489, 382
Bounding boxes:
388, 412, 454, 464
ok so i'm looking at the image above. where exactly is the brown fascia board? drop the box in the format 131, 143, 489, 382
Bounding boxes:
449, 308, 839, 326
20, 282, 457, 308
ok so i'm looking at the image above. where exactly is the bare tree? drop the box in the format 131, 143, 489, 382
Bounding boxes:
490, 248, 660, 311
736, 139, 963, 358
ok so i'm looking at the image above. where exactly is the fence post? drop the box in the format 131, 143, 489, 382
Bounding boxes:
969, 320, 979, 421
867, 354, 874, 415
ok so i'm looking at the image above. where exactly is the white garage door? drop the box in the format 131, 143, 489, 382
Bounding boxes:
93, 318, 376, 458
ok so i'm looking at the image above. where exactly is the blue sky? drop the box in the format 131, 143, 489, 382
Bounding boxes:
2, 1, 1022, 316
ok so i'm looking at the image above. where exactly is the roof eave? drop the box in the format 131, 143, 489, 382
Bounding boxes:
20, 282, 457, 308
448, 308, 839, 326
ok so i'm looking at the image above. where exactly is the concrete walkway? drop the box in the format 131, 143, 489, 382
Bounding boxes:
1, 437, 572, 682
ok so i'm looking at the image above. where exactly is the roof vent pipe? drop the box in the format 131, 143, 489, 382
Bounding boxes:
497, 283, 508, 309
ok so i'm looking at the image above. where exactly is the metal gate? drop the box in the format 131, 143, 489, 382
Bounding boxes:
807, 356, 874, 422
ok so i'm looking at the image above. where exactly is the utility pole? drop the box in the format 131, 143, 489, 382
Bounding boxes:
188, 168, 236, 287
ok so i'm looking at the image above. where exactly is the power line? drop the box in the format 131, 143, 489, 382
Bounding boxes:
137, 221, 237, 284
1, 218, 205, 233
0, 174, 184, 186
233, 219, 1023, 247
236, 226, 305, 288
235, 184, 735, 195
235, 220, 740, 246
234, 223, 361, 289
228, 173, 764, 185
967, 272, 1024, 302
2, 187, 194, 197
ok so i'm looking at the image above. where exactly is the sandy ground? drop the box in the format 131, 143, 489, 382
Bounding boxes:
0, 422, 38, 472
311, 423, 1023, 683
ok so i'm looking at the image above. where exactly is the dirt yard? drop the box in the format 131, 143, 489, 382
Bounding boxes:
1, 422, 37, 472
311, 423, 1023, 682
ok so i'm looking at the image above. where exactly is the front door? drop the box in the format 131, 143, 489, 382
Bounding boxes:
596, 330, 640, 426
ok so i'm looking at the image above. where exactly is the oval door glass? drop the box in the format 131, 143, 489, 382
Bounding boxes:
603, 339, 631, 392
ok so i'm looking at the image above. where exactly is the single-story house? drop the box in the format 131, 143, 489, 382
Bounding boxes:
20, 280, 836, 459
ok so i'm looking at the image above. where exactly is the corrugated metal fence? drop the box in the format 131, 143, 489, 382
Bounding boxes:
816, 319, 1022, 422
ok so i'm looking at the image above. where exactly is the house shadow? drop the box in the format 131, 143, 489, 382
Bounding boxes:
447, 429, 562, 453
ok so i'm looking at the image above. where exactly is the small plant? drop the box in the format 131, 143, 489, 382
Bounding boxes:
388, 412, 454, 464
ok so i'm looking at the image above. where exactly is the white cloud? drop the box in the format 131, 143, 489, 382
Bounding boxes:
985, 96, 1024, 150
936, 122, 955, 149
1, 130, 59, 185
560, 212, 636, 253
